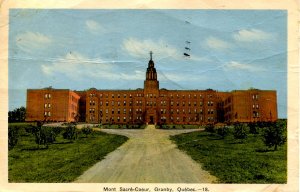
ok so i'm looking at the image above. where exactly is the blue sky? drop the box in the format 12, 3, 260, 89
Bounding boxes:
9, 9, 287, 118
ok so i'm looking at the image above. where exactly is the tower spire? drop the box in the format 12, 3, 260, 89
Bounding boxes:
150, 51, 153, 60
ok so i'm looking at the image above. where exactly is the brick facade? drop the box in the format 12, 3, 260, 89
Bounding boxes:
26, 88, 80, 122
25, 58, 278, 124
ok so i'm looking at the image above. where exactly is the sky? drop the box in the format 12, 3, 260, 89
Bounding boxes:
8, 9, 287, 118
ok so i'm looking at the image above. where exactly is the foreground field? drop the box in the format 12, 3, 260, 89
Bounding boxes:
170, 130, 287, 183
8, 124, 128, 182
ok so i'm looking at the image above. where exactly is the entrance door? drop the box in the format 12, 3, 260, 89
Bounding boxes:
149, 116, 154, 124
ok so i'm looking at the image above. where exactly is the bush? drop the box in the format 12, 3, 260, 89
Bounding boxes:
248, 122, 259, 134
34, 126, 58, 147
205, 124, 215, 133
262, 121, 286, 151
217, 126, 230, 138
82, 126, 93, 137
233, 123, 248, 142
8, 126, 19, 150
63, 126, 78, 141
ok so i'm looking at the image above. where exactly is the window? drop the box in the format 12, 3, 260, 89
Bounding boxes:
48, 94, 51, 98
106, 109, 108, 114
118, 109, 120, 114
124, 101, 126, 106
106, 101, 108, 106
112, 101, 114, 106
100, 101, 103, 106
48, 111, 51, 116
48, 103, 51, 108
44, 111, 47, 116
123, 109, 126, 114
45, 94, 48, 99
44, 104, 47, 108
118, 94, 120, 98
112, 94, 114, 98
112, 109, 114, 114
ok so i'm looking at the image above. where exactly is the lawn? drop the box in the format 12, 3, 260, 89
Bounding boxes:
8, 124, 128, 182
170, 130, 287, 183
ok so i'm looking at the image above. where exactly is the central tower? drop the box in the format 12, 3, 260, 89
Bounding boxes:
144, 51, 159, 90
144, 51, 159, 124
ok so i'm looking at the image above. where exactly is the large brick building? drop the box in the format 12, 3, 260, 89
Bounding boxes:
25, 56, 278, 124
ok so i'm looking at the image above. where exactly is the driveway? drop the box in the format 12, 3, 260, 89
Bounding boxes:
74, 125, 217, 183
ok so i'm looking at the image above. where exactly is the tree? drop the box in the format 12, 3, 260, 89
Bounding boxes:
262, 121, 286, 151
8, 107, 26, 122
63, 125, 78, 141
82, 126, 92, 137
248, 122, 259, 134
233, 123, 248, 142
8, 126, 19, 150
217, 126, 230, 139
205, 124, 215, 133
30, 123, 58, 148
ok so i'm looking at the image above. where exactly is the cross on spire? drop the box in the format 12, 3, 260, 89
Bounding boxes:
150, 51, 153, 60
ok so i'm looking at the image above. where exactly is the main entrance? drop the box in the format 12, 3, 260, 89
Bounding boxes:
146, 109, 157, 124
149, 116, 154, 124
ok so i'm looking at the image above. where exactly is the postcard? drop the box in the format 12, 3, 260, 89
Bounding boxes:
0, 0, 298, 192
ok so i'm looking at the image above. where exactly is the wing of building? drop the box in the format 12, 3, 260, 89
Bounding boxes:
25, 56, 278, 124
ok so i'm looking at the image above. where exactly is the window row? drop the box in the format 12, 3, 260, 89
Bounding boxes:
98, 93, 142, 98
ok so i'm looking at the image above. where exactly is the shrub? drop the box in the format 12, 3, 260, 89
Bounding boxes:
248, 122, 259, 134
82, 126, 93, 137
262, 121, 286, 151
233, 123, 248, 142
217, 126, 230, 138
205, 124, 215, 133
63, 125, 78, 141
8, 126, 19, 150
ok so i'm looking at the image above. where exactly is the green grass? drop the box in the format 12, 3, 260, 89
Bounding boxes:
8, 125, 128, 182
8, 122, 36, 127
170, 131, 287, 183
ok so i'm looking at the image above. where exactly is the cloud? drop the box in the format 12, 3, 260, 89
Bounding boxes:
205, 36, 231, 50
233, 29, 273, 42
224, 61, 264, 72
86, 20, 106, 34
15, 31, 52, 53
41, 52, 144, 81
122, 38, 183, 61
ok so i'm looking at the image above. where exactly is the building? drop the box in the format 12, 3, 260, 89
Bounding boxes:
26, 88, 80, 122
25, 55, 278, 124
